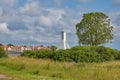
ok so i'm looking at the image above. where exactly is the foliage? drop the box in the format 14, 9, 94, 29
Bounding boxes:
22, 50, 53, 59
7, 44, 14, 46
21, 50, 35, 58
76, 12, 113, 45
0, 43, 3, 46
50, 45, 57, 51
52, 49, 73, 62
22, 46, 119, 63
0, 47, 7, 58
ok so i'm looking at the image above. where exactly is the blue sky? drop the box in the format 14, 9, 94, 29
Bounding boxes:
0, 0, 120, 49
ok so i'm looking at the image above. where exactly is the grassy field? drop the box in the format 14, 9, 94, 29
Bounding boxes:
0, 57, 120, 80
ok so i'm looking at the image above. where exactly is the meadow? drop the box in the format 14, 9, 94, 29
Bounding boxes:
0, 57, 120, 80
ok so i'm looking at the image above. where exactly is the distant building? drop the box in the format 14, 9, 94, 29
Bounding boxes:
1, 45, 50, 52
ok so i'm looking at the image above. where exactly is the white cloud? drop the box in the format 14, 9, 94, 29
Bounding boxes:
0, 0, 81, 46
0, 23, 10, 34
47, 8, 65, 21
106, 11, 120, 49
19, 1, 41, 16
108, 11, 120, 36
108, 10, 120, 49
39, 16, 53, 27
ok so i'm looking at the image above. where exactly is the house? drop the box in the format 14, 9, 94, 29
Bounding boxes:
1, 45, 50, 52
10, 46, 25, 52
32, 46, 41, 50
1, 45, 11, 51
24, 46, 32, 50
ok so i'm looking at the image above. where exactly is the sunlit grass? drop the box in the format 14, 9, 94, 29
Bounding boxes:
0, 57, 120, 80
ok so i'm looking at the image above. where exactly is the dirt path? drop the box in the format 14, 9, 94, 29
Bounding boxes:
0, 74, 13, 80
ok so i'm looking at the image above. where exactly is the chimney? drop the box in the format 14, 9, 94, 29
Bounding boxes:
62, 31, 66, 41
58, 31, 70, 50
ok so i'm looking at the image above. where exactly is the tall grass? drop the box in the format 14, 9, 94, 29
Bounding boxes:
0, 57, 120, 80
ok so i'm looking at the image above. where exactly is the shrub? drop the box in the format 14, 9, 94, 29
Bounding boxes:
97, 46, 119, 61
52, 49, 73, 62
34, 50, 53, 58
22, 50, 53, 59
116, 51, 120, 59
0, 47, 7, 58
22, 46, 119, 63
21, 50, 35, 58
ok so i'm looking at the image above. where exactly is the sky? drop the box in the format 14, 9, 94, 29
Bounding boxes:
0, 0, 120, 49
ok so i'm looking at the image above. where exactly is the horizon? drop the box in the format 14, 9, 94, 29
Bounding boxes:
0, 0, 120, 50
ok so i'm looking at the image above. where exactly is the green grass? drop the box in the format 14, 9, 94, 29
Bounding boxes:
0, 57, 120, 80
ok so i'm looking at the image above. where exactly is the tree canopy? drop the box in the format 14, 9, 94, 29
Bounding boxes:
76, 12, 113, 46
7, 44, 14, 46
0, 44, 2, 46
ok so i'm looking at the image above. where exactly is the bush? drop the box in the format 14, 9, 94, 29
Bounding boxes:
0, 47, 7, 58
52, 49, 73, 62
22, 46, 120, 63
21, 50, 35, 58
116, 51, 120, 59
34, 50, 53, 58
97, 46, 119, 61
22, 50, 53, 59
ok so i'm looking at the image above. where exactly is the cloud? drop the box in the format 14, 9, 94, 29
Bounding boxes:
0, 8, 3, 17
46, 8, 65, 20
106, 11, 120, 49
54, 0, 62, 7
19, 1, 41, 16
79, 0, 92, 3
39, 16, 53, 27
8, 21, 28, 31
108, 11, 120, 31
0, 0, 17, 7
0, 0, 82, 46
54, 0, 91, 4
0, 23, 10, 34
111, 0, 120, 6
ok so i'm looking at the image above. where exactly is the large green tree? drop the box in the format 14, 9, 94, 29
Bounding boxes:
76, 12, 113, 45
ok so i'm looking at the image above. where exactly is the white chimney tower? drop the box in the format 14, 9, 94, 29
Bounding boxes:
58, 31, 70, 50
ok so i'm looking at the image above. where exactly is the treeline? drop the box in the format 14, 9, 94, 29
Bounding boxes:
21, 46, 120, 63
